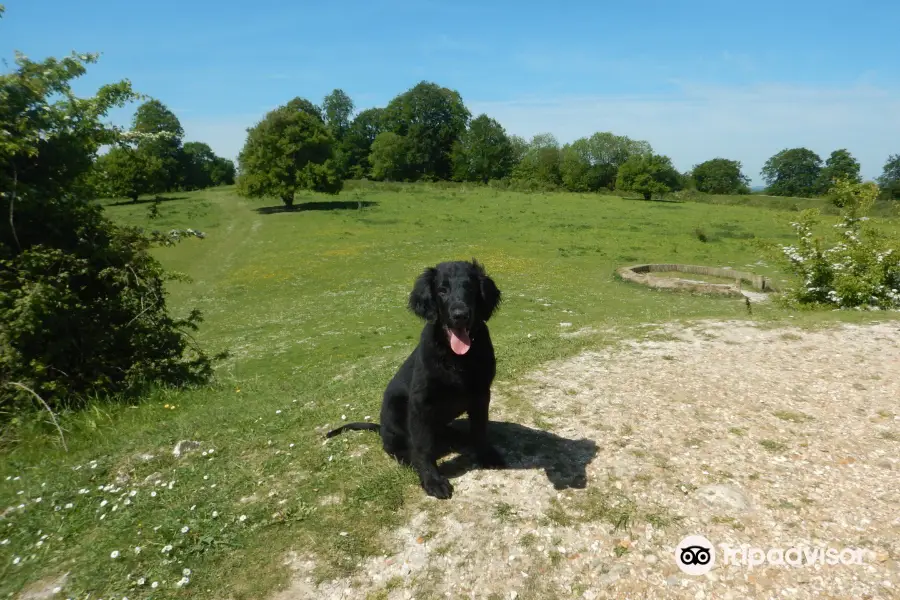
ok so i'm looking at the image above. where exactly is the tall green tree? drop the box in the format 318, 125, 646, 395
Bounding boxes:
691, 158, 751, 194
369, 132, 411, 181
93, 145, 167, 201
818, 149, 861, 191
180, 141, 216, 190
382, 81, 470, 180
451, 114, 514, 183
322, 89, 355, 178
236, 99, 341, 207
512, 133, 562, 187
877, 154, 900, 199
344, 107, 385, 178
323, 89, 354, 142
615, 153, 682, 200
209, 156, 236, 186
761, 148, 823, 197
131, 99, 184, 191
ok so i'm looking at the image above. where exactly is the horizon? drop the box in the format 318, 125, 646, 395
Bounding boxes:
3, 0, 899, 186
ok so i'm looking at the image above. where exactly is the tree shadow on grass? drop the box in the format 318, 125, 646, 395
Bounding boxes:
437, 419, 599, 490
254, 200, 378, 214
107, 196, 189, 207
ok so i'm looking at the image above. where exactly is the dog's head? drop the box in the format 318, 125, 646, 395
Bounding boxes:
408, 259, 501, 355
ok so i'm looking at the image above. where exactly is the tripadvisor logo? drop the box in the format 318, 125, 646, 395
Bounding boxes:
675, 535, 716, 575
674, 534, 868, 575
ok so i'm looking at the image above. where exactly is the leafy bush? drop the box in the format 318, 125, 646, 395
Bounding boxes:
774, 180, 900, 309
1, 49, 217, 416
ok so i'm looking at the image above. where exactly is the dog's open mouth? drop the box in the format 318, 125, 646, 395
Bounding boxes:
446, 327, 471, 355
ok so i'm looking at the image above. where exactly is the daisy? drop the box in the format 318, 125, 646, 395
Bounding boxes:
161, 544, 172, 553
110, 550, 119, 559
239, 515, 247, 522
181, 526, 189, 534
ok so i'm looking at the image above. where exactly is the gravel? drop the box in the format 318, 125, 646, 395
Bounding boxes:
272, 319, 900, 600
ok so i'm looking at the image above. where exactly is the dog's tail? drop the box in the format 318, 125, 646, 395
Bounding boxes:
324, 422, 381, 439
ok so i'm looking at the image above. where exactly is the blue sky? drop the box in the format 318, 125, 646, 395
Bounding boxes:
4, 0, 900, 184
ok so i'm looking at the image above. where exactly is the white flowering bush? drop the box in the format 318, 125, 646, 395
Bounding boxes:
776, 179, 900, 309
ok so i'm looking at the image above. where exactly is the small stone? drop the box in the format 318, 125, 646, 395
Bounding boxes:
644, 554, 658, 564
696, 484, 752, 511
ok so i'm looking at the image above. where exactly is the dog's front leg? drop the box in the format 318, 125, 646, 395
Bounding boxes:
469, 392, 506, 468
408, 405, 453, 499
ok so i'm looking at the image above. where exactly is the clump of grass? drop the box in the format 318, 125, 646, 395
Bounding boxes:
759, 439, 788, 453
493, 501, 518, 523
694, 227, 709, 242
773, 410, 814, 423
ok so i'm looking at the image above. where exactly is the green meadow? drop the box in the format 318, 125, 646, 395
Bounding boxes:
1, 183, 897, 599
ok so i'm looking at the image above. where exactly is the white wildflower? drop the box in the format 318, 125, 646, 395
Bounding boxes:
110, 550, 119, 559
176, 576, 190, 587
134, 546, 141, 554
183, 568, 192, 576
181, 526, 189, 533
239, 515, 247, 522
161, 544, 172, 553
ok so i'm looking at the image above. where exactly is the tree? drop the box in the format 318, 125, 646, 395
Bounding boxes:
615, 153, 682, 200
451, 114, 514, 183
369, 132, 411, 181
323, 89, 354, 142
132, 99, 184, 138
876, 154, 900, 200
382, 81, 470, 180
236, 99, 341, 207
93, 145, 167, 201
131, 99, 185, 191
761, 148, 823, 197
691, 158, 751, 194
512, 133, 562, 187
181, 141, 217, 190
818, 149, 861, 192
209, 156, 236, 186
179, 143, 235, 189
285, 96, 324, 122
1, 46, 213, 412
344, 107, 385, 178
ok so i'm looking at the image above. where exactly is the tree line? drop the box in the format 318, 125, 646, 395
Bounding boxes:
235, 81, 900, 205
88, 100, 236, 201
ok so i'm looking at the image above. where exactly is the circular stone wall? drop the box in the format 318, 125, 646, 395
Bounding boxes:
615, 263, 777, 299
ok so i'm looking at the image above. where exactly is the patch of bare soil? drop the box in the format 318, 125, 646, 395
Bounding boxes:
274, 320, 900, 600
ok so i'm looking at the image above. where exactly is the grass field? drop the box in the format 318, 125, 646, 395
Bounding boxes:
2, 183, 898, 599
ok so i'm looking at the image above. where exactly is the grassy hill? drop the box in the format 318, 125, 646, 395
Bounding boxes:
2, 183, 896, 599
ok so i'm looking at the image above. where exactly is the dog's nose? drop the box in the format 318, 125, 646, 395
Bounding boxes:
450, 306, 469, 322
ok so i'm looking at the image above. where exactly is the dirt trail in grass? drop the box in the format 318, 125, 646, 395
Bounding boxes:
274, 319, 900, 600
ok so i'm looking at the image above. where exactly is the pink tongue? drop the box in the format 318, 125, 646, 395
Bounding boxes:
448, 328, 471, 355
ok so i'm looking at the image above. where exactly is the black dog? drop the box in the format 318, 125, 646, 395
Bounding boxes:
326, 259, 504, 499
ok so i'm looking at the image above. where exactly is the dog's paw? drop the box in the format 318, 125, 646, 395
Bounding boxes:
422, 475, 453, 499
477, 446, 506, 469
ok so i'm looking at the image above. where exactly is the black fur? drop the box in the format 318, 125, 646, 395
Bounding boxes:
326, 259, 503, 499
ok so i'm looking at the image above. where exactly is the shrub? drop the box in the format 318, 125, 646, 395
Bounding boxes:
1, 48, 217, 416
774, 180, 900, 309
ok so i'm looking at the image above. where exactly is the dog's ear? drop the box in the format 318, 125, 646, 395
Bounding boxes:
472, 259, 501, 321
408, 266, 438, 321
